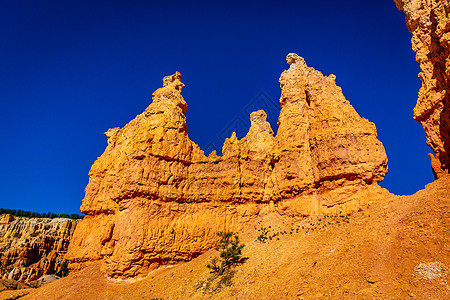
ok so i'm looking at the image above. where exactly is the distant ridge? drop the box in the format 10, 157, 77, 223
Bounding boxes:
0, 208, 83, 220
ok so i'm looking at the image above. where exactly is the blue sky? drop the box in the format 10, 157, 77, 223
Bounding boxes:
0, 1, 433, 214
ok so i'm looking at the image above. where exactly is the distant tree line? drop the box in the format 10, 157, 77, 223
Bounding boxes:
0, 208, 84, 219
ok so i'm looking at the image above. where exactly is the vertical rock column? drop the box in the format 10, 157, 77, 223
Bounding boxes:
395, 0, 450, 177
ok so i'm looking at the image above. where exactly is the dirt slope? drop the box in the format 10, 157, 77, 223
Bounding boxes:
17, 176, 449, 299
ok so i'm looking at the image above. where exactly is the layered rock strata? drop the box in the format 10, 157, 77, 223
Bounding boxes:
395, 0, 450, 177
66, 54, 389, 279
0, 214, 80, 281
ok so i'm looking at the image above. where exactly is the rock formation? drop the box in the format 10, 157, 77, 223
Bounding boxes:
66, 54, 389, 279
395, 0, 450, 177
0, 214, 80, 282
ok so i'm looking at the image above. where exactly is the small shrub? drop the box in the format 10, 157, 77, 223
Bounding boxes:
207, 232, 245, 275
56, 260, 69, 277
256, 227, 269, 243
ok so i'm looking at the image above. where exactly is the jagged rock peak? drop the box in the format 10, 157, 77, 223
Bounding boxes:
286, 52, 307, 68
249, 110, 274, 135
151, 71, 187, 114
162, 71, 184, 89
66, 55, 390, 279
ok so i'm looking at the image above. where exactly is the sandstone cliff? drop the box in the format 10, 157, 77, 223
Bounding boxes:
66, 53, 390, 279
0, 214, 80, 282
21, 175, 450, 299
395, 0, 450, 177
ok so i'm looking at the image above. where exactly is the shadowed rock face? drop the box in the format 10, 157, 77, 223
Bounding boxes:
66, 54, 389, 279
0, 214, 80, 282
395, 0, 450, 177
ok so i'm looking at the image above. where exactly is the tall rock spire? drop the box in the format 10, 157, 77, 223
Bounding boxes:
66, 56, 389, 279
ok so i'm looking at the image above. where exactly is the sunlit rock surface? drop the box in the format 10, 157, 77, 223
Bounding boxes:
66, 54, 389, 279
395, 0, 450, 177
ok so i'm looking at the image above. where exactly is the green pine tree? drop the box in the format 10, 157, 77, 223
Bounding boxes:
207, 232, 245, 275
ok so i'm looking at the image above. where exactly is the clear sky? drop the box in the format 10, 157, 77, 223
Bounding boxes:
0, 1, 434, 215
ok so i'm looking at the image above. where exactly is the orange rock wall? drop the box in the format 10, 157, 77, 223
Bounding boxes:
66, 54, 389, 278
395, 0, 450, 177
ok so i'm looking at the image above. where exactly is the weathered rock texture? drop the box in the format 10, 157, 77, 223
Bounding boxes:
66, 54, 389, 279
395, 0, 450, 177
0, 214, 79, 282
22, 176, 450, 300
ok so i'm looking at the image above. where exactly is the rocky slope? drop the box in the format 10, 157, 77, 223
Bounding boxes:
20, 175, 450, 299
395, 0, 450, 177
3, 2, 448, 299
65, 53, 389, 279
0, 214, 80, 282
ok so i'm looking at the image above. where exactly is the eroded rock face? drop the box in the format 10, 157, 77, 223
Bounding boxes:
395, 0, 450, 177
66, 54, 389, 279
0, 215, 80, 282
